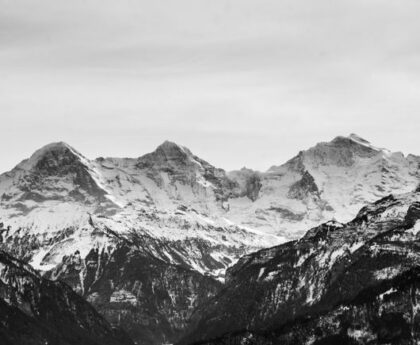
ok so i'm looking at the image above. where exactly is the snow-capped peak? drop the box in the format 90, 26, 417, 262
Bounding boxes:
29, 141, 76, 158
137, 140, 196, 166
235, 134, 420, 239
0, 141, 122, 225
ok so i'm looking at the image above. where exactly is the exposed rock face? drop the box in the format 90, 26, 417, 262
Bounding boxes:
4, 142, 111, 205
0, 249, 133, 345
404, 201, 420, 227
45, 241, 221, 345
136, 141, 238, 203
244, 173, 262, 202
228, 168, 262, 202
185, 269, 420, 345
287, 170, 319, 199
0, 220, 225, 344
179, 192, 420, 345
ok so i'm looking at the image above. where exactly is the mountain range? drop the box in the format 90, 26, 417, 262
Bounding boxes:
0, 134, 419, 344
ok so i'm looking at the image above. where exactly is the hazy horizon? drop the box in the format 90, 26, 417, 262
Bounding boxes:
2, 0, 420, 172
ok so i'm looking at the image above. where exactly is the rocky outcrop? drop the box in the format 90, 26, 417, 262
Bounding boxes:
44, 241, 221, 345
0, 221, 225, 345
0, 250, 134, 345
244, 173, 262, 202
187, 268, 420, 345
404, 201, 420, 227
287, 170, 319, 199
7, 142, 111, 205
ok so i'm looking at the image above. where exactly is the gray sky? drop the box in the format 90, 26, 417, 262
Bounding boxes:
1, 0, 420, 172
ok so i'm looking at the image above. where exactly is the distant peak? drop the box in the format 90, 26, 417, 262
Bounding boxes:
16, 141, 86, 171
158, 140, 184, 150
37, 141, 73, 152
137, 140, 196, 168
31, 141, 80, 158
154, 140, 192, 156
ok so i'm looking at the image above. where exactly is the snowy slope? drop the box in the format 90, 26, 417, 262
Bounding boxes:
1, 135, 419, 277
0, 141, 278, 344
0, 140, 279, 280
227, 133, 420, 237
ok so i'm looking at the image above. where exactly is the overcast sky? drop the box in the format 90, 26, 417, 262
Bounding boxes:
1, 0, 420, 172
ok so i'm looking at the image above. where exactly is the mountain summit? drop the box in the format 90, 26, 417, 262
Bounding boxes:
138, 140, 194, 167
15, 141, 83, 171
0, 141, 117, 227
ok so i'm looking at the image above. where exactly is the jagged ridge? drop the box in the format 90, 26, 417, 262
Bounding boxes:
179, 191, 420, 344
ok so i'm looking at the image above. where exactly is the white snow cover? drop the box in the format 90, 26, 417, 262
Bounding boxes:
1, 134, 420, 279
227, 134, 420, 238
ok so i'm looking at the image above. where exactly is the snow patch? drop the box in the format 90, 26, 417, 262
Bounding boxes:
407, 220, 420, 236
379, 287, 397, 300
110, 290, 138, 306
257, 267, 265, 280
374, 266, 401, 280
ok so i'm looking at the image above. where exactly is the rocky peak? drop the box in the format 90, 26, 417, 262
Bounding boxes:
303, 134, 381, 167
136, 140, 199, 170
137, 140, 230, 181
154, 140, 192, 162
270, 134, 381, 173
16, 142, 87, 175
1, 142, 109, 205
157, 140, 189, 155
